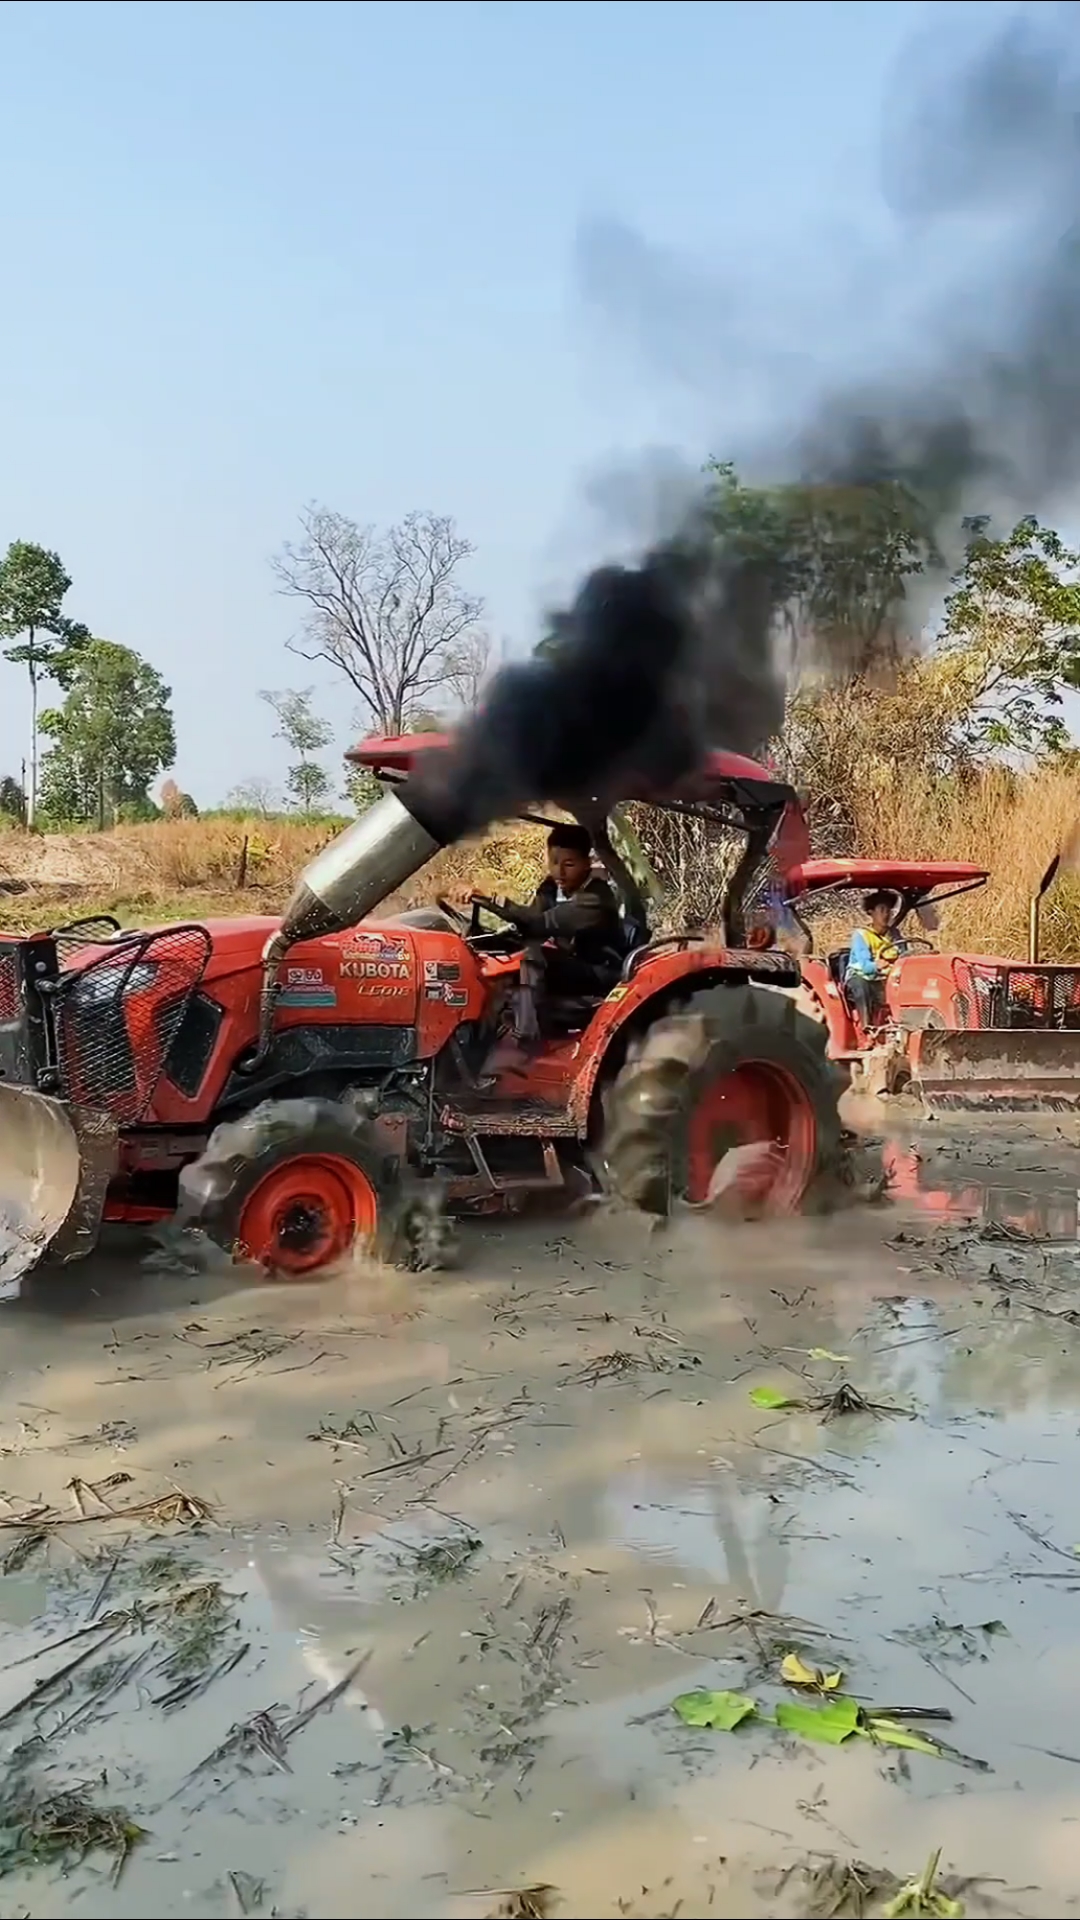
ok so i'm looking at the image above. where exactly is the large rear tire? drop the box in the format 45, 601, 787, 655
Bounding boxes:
176, 1097, 452, 1278
602, 984, 845, 1218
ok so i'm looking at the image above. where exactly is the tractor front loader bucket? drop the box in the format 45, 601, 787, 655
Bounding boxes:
0, 1088, 116, 1293
912, 1028, 1080, 1114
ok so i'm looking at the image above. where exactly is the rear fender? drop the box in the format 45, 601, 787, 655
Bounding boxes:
568, 949, 799, 1134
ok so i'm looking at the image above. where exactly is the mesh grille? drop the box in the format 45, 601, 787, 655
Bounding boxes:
0, 950, 18, 1026
54, 924, 211, 1123
958, 961, 1080, 1031
51, 916, 123, 964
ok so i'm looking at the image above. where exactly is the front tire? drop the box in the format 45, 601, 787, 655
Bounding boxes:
176, 1097, 446, 1277
601, 984, 845, 1218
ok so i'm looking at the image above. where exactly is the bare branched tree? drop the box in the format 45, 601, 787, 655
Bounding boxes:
442, 628, 493, 712
272, 506, 488, 733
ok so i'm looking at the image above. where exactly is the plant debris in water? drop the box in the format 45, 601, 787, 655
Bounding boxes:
397, 1531, 482, 1591
0, 1773, 144, 1884
749, 1382, 912, 1421
671, 1683, 986, 1769
478, 1886, 556, 1919
893, 1616, 1009, 1667
573, 1349, 669, 1385
0, 1482, 214, 1535
767, 1851, 971, 1918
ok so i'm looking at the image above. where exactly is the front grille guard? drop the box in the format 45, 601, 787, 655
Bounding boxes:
52, 924, 212, 1124
956, 960, 1080, 1032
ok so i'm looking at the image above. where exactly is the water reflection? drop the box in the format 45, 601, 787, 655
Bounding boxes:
883, 1140, 1080, 1240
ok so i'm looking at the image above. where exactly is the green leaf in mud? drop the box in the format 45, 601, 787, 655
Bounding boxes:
672, 1688, 758, 1731
774, 1694, 862, 1745
882, 1848, 965, 1917
749, 1386, 800, 1411
865, 1715, 947, 1759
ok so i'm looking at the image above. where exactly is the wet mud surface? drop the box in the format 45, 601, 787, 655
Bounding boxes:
1, 1114, 1080, 1915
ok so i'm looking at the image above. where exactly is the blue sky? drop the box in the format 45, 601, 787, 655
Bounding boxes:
0, 0, 1023, 805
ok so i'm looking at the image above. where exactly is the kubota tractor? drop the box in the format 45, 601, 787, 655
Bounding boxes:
0, 737, 848, 1290
780, 858, 1080, 1111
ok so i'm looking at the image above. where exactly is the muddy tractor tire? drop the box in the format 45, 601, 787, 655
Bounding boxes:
176, 1097, 452, 1278
602, 983, 845, 1218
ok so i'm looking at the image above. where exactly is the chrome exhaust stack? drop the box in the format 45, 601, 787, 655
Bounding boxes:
253, 790, 444, 1066
276, 790, 442, 948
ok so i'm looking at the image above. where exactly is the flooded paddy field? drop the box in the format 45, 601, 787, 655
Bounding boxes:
1, 1114, 1080, 1916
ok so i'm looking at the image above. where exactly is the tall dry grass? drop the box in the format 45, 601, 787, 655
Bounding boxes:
848, 760, 1080, 960
0, 811, 550, 929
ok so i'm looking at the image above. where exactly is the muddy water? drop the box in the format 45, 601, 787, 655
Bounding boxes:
2, 1121, 1080, 1915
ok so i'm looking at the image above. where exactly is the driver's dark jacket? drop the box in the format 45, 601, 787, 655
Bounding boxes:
499, 874, 623, 976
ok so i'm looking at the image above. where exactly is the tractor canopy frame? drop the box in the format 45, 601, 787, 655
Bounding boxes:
781, 858, 990, 955
347, 732, 811, 946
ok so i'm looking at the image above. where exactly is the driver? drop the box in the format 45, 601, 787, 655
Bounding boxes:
844, 889, 899, 1026
470, 823, 624, 999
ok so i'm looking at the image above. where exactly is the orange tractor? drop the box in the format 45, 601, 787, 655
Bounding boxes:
0, 736, 848, 1291
780, 857, 1080, 1111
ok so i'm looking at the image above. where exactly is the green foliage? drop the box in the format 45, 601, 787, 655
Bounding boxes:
260, 687, 333, 817
160, 779, 198, 819
701, 460, 938, 669
937, 515, 1080, 757
0, 540, 89, 825
38, 640, 176, 828
0, 775, 26, 826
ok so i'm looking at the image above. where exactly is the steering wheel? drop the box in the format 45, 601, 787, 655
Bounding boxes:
893, 935, 935, 955
436, 895, 484, 937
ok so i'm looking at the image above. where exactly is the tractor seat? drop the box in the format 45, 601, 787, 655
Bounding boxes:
827, 947, 851, 987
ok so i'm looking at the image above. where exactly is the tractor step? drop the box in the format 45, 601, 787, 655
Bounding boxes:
439, 1099, 579, 1137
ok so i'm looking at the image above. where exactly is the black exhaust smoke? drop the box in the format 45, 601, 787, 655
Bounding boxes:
407, 9, 1080, 843
283, 8, 1080, 960
402, 527, 785, 843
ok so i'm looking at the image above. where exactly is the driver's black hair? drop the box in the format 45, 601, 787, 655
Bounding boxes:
863, 889, 899, 915
547, 822, 593, 858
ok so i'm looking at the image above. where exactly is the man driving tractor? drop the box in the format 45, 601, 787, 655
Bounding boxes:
470, 823, 626, 1000
844, 888, 900, 1026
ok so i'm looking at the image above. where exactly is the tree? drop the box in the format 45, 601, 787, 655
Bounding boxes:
38, 641, 176, 828
0, 775, 26, 825
0, 541, 89, 827
701, 461, 938, 676
160, 778, 199, 818
777, 512, 1080, 851
260, 687, 333, 815
936, 516, 1080, 757
272, 506, 488, 732
226, 775, 283, 817
442, 629, 493, 711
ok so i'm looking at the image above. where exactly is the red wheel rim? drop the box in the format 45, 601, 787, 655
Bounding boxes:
237, 1154, 378, 1276
685, 1063, 817, 1210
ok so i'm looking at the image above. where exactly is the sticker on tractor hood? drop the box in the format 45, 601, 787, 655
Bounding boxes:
278, 986, 337, 1009
286, 966, 325, 986
342, 958, 411, 981
342, 932, 408, 961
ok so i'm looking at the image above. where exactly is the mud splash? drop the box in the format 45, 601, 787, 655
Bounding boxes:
0, 1119, 1078, 1915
